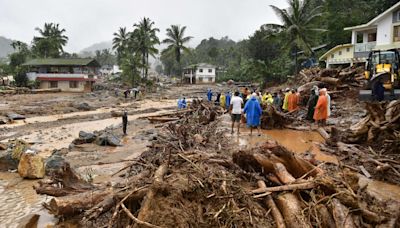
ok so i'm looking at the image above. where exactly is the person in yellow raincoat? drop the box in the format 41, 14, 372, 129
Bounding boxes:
266, 93, 274, 104
282, 88, 291, 111
220, 93, 226, 109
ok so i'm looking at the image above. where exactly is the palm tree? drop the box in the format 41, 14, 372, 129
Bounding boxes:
133, 18, 160, 79
33, 23, 68, 58
112, 27, 129, 64
266, 0, 323, 73
162, 25, 193, 82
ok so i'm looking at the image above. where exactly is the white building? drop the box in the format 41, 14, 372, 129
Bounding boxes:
320, 2, 400, 68
183, 63, 216, 84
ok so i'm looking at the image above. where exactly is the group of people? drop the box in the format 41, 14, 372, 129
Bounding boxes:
206, 85, 332, 136
117, 87, 143, 100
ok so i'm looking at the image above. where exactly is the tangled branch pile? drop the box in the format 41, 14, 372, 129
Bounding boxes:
33, 100, 400, 227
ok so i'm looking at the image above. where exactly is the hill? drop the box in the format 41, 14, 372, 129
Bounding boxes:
79, 41, 113, 57
0, 36, 14, 58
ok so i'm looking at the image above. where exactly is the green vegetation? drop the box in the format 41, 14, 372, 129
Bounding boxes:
32, 23, 68, 58
162, 25, 193, 82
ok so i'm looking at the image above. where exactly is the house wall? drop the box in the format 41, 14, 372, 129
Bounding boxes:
195, 67, 216, 83
377, 15, 393, 45
326, 46, 354, 62
40, 81, 88, 92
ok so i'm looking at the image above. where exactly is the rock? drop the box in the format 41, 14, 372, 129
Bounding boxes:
0, 151, 19, 171
17, 214, 40, 228
0, 118, 7, 125
7, 113, 26, 120
111, 110, 123, 117
18, 151, 45, 179
75, 102, 92, 111
96, 132, 121, 146
79, 131, 96, 143
45, 155, 66, 176
9, 139, 29, 160
0, 143, 7, 150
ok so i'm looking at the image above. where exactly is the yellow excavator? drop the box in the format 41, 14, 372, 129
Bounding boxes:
359, 49, 400, 101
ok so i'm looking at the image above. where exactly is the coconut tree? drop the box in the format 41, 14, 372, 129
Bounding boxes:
112, 27, 130, 64
32, 23, 68, 58
133, 18, 160, 79
162, 25, 193, 82
266, 0, 324, 73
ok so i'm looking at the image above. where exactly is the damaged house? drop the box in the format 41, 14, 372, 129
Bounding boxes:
23, 58, 100, 92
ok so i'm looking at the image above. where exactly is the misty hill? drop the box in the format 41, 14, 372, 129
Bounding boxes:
79, 41, 113, 57
0, 36, 14, 58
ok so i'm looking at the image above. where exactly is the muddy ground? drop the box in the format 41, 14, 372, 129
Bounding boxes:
0, 83, 399, 227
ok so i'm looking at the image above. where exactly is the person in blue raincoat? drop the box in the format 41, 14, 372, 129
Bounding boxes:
181, 97, 187, 108
243, 93, 263, 136
207, 89, 213, 102
177, 98, 183, 109
225, 91, 231, 110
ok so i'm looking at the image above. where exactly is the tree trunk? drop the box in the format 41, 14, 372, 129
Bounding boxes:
331, 198, 356, 228
275, 192, 310, 228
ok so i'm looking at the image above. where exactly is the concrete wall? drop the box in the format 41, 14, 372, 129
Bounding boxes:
377, 15, 393, 45
40, 81, 89, 92
326, 46, 354, 63
195, 67, 216, 84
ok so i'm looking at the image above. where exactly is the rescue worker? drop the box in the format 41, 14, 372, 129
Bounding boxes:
266, 93, 274, 105
220, 92, 226, 109
215, 92, 221, 106
288, 89, 299, 112
282, 88, 291, 112
207, 89, 213, 102
225, 91, 231, 110
243, 93, 263, 136
314, 89, 328, 126
181, 97, 187, 109
230, 91, 244, 134
306, 86, 319, 121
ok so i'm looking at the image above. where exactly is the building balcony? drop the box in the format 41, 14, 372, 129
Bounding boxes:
354, 42, 376, 53
26, 72, 98, 81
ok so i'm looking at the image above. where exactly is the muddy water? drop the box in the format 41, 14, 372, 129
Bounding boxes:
0, 173, 56, 227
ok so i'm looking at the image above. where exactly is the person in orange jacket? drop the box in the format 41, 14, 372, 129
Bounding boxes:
288, 89, 299, 112
313, 89, 328, 126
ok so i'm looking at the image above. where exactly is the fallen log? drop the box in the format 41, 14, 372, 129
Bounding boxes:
319, 77, 340, 85
331, 198, 356, 228
134, 164, 168, 227
43, 190, 111, 216
257, 181, 286, 228
147, 117, 180, 123
251, 181, 316, 194
276, 192, 311, 228
273, 163, 296, 184
317, 127, 330, 140
315, 204, 335, 228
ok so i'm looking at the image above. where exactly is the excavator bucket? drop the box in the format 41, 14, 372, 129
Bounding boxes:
359, 89, 400, 101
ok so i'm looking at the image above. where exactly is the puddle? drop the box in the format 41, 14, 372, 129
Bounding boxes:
359, 175, 400, 202
0, 172, 56, 227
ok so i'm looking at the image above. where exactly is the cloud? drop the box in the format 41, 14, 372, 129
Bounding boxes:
0, 0, 287, 52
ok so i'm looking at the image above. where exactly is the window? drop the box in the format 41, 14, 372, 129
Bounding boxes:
69, 81, 78, 88
346, 48, 350, 52
50, 81, 58, 88
339, 51, 342, 55
398, 11, 400, 21
198, 77, 203, 82
368, 33, 377, 42
208, 69, 213, 73
356, 33, 363, 43
199, 69, 203, 73
394, 25, 400, 42
331, 54, 335, 59
208, 77, 213, 82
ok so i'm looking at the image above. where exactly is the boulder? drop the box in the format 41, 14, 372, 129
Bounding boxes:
110, 110, 123, 117
18, 151, 45, 179
0, 118, 7, 125
96, 132, 121, 146
72, 131, 97, 145
0, 151, 19, 171
7, 113, 26, 120
45, 155, 66, 176
74, 102, 92, 111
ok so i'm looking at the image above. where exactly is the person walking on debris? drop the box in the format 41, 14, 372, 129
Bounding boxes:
282, 88, 291, 112
314, 89, 328, 126
273, 92, 282, 110
220, 92, 226, 109
288, 89, 299, 112
243, 93, 263, 136
122, 110, 128, 135
230, 91, 243, 134
207, 89, 213, 102
123, 89, 129, 99
225, 91, 231, 110
323, 88, 331, 117
181, 97, 187, 109
306, 86, 319, 121
215, 92, 221, 106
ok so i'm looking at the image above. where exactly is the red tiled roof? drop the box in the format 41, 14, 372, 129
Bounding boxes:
37, 77, 96, 82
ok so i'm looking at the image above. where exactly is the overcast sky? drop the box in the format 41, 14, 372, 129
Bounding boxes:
0, 0, 288, 53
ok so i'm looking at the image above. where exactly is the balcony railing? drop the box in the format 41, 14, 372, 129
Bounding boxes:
355, 42, 376, 52
26, 72, 98, 81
